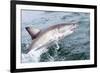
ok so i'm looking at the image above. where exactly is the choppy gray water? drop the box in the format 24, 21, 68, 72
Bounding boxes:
21, 10, 90, 63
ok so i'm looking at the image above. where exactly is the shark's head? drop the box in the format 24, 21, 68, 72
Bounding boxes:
57, 23, 78, 39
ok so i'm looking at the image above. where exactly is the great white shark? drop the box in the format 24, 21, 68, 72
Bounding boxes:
24, 23, 78, 55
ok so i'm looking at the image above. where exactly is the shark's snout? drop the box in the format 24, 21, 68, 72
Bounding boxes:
72, 23, 78, 27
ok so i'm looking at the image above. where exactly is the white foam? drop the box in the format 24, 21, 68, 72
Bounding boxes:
22, 47, 48, 62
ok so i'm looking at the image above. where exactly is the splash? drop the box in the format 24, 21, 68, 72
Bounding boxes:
55, 41, 60, 50
22, 47, 48, 63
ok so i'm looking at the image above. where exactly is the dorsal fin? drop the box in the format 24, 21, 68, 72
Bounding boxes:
25, 27, 40, 40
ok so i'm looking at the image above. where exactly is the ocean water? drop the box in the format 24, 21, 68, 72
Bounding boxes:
21, 10, 90, 63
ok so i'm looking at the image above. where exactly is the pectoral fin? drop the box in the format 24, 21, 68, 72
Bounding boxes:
26, 27, 40, 39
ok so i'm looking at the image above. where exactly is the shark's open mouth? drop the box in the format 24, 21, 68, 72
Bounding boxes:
70, 27, 76, 31
70, 24, 78, 31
